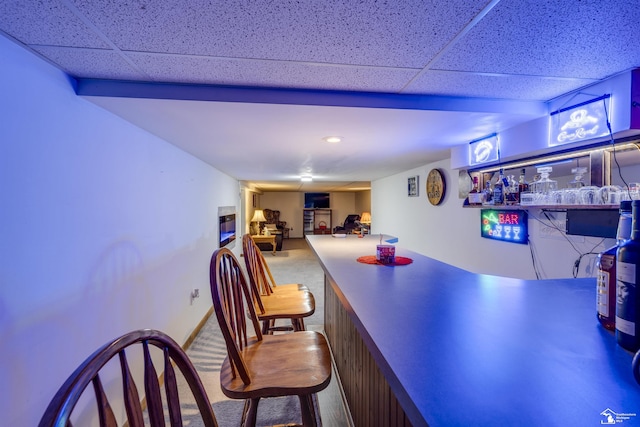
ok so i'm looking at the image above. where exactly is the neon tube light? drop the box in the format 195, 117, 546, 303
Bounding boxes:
469, 133, 499, 166
549, 94, 611, 147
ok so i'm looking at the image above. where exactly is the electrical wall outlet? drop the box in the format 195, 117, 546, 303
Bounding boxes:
190, 288, 200, 305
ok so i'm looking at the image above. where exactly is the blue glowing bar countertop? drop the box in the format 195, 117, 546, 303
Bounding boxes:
306, 234, 640, 427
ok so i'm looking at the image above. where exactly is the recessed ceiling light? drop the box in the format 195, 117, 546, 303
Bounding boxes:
323, 136, 342, 143
301, 175, 313, 182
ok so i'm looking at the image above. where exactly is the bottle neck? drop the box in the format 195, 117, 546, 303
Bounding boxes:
617, 212, 632, 244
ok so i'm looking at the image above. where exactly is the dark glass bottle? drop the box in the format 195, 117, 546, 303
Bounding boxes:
493, 169, 505, 205
616, 200, 640, 351
482, 180, 493, 205
517, 168, 529, 200
597, 201, 632, 330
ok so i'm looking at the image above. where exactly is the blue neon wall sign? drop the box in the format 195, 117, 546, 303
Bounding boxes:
481, 209, 528, 245
469, 133, 499, 166
549, 94, 611, 146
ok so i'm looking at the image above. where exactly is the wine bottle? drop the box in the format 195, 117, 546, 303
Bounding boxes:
616, 200, 640, 351
597, 201, 632, 330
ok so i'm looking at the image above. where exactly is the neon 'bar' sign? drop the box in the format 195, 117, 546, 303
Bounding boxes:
481, 209, 528, 244
549, 94, 611, 146
469, 133, 499, 166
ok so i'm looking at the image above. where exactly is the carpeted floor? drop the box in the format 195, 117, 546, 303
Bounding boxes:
179, 238, 350, 427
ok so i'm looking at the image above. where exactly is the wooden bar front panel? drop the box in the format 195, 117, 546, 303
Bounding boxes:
324, 276, 413, 427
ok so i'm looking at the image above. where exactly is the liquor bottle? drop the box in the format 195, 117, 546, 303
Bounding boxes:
506, 175, 518, 205
597, 201, 632, 330
518, 169, 529, 200
616, 200, 640, 351
482, 180, 493, 205
493, 169, 505, 205
468, 176, 482, 205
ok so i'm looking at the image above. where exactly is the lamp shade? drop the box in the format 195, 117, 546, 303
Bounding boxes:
360, 212, 371, 224
251, 209, 267, 223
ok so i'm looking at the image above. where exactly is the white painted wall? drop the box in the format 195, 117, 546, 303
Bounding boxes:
0, 36, 240, 425
331, 192, 357, 230
259, 192, 304, 237
354, 190, 372, 218
372, 158, 614, 280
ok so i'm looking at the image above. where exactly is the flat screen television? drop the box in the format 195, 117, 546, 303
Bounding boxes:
219, 213, 236, 248
304, 192, 330, 209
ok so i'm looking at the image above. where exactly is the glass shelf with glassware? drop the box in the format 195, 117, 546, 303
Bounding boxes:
463, 139, 640, 210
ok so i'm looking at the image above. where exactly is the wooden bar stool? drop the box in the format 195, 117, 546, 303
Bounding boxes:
242, 233, 315, 333
39, 329, 219, 427
210, 247, 332, 427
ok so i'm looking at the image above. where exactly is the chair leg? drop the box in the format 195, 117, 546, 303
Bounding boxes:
261, 320, 270, 335
310, 393, 321, 426
299, 394, 318, 427
292, 318, 306, 332
241, 397, 260, 427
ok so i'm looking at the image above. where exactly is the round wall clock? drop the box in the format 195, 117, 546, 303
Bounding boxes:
426, 168, 446, 205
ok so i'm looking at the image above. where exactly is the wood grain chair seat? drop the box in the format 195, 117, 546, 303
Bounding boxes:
39, 329, 219, 427
210, 247, 332, 427
242, 233, 315, 333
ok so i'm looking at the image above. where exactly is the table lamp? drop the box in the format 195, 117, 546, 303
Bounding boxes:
359, 212, 371, 236
360, 212, 371, 225
251, 209, 267, 235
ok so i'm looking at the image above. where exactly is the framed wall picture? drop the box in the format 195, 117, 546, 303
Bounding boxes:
408, 176, 419, 197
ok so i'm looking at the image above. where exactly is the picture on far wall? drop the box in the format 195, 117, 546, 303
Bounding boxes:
408, 176, 419, 197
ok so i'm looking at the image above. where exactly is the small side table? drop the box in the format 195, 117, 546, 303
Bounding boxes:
251, 234, 277, 255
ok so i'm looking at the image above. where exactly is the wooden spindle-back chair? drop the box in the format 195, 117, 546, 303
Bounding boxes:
242, 234, 315, 333
210, 247, 331, 427
242, 233, 309, 295
39, 329, 218, 427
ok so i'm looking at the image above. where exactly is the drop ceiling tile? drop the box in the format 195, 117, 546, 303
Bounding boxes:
31, 46, 148, 80
404, 70, 597, 101
0, 0, 109, 48
127, 53, 419, 92
71, 0, 489, 68
432, 0, 640, 80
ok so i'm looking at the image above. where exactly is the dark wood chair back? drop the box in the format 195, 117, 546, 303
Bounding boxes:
209, 247, 263, 385
39, 329, 219, 427
242, 233, 275, 298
